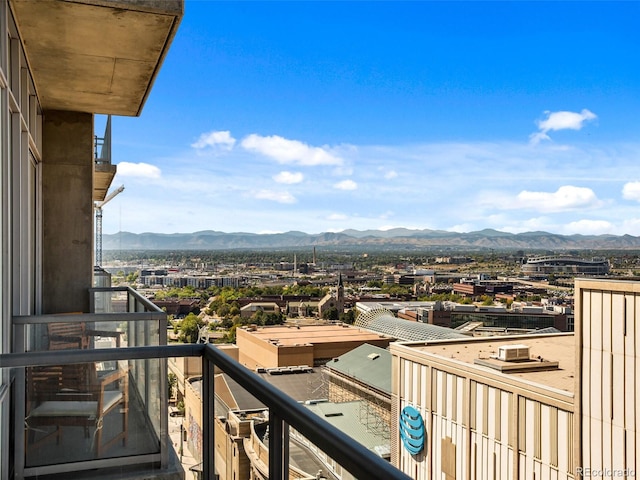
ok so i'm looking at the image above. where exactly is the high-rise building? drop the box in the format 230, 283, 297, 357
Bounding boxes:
0, 1, 183, 478
390, 278, 639, 479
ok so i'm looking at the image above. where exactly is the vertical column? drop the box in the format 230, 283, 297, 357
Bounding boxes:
202, 354, 215, 480
41, 110, 93, 314
268, 413, 289, 480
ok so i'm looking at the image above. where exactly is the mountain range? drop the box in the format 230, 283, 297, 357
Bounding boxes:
102, 228, 640, 251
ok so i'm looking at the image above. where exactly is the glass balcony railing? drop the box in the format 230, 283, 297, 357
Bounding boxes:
1, 343, 411, 480
11, 287, 171, 478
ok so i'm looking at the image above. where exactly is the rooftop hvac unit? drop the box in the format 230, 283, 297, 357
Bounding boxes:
497, 345, 530, 362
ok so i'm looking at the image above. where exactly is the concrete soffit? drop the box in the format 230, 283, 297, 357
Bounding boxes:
10, 0, 183, 116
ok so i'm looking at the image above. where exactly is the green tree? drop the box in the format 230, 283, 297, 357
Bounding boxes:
264, 312, 285, 325
126, 271, 139, 283
220, 324, 238, 343
322, 307, 339, 321
481, 295, 494, 306
178, 313, 205, 343
217, 303, 231, 318
339, 308, 356, 325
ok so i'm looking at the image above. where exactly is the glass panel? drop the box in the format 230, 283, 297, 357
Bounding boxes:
20, 294, 167, 473
180, 362, 382, 479
24, 360, 159, 467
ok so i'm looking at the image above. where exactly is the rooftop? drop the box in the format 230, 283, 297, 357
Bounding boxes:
355, 309, 467, 342
209, 368, 327, 411
326, 344, 392, 394
393, 334, 575, 394
242, 324, 393, 346
303, 401, 390, 458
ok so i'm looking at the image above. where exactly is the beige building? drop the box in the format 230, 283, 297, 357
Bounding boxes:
236, 324, 394, 369
391, 334, 575, 480
390, 278, 639, 480
574, 278, 638, 478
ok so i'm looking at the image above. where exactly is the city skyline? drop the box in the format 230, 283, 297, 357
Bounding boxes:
101, 1, 640, 237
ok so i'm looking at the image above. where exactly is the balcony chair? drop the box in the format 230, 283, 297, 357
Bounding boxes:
47, 321, 123, 351
25, 361, 129, 457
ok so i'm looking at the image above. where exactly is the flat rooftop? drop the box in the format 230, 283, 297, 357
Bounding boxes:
394, 334, 575, 394
243, 324, 393, 346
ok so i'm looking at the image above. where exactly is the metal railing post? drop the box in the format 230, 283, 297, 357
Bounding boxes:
202, 354, 215, 479
268, 413, 289, 480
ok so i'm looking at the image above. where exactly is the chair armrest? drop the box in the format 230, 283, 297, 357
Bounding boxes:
85, 330, 123, 347
98, 366, 129, 387
86, 329, 123, 337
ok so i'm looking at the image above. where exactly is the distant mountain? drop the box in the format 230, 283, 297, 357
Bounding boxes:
102, 228, 640, 251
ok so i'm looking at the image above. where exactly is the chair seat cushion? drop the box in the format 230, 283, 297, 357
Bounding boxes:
29, 391, 123, 418
30, 401, 98, 418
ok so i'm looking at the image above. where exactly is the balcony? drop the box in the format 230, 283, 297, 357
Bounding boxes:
2, 288, 410, 479
94, 115, 116, 202
10, 287, 177, 479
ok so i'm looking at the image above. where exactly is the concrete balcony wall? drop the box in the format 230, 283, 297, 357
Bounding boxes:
42, 110, 94, 314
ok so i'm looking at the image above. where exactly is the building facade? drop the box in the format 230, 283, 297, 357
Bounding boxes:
574, 279, 638, 478
391, 335, 576, 480
390, 278, 640, 480
0, 1, 182, 478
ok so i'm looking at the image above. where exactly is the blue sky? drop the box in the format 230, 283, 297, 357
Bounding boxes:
100, 1, 640, 236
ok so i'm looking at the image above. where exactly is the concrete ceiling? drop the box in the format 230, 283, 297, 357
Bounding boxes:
11, 0, 182, 116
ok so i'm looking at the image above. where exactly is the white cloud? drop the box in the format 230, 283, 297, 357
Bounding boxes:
253, 189, 297, 204
191, 130, 236, 150
117, 162, 161, 179
621, 218, 640, 236
106, 135, 640, 236
384, 169, 398, 179
273, 171, 304, 184
332, 166, 354, 176
530, 109, 597, 144
241, 134, 343, 166
327, 213, 348, 221
622, 181, 640, 201
334, 179, 358, 190
516, 185, 600, 212
564, 219, 614, 235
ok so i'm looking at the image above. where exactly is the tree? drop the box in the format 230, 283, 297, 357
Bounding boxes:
217, 303, 231, 318
481, 295, 494, 306
126, 271, 139, 283
264, 312, 285, 326
220, 324, 238, 343
339, 308, 356, 325
322, 307, 339, 321
178, 313, 205, 343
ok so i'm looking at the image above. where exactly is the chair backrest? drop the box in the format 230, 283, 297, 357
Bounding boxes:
28, 363, 99, 405
48, 322, 89, 350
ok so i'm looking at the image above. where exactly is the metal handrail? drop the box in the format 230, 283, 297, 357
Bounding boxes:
13, 312, 164, 324
0, 344, 411, 480
90, 286, 166, 313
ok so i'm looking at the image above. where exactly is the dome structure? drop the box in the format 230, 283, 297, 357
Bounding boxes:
355, 308, 467, 342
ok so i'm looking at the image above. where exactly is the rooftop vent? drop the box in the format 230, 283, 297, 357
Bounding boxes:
496, 344, 530, 362
367, 353, 380, 360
